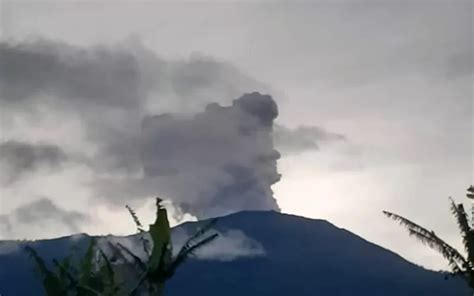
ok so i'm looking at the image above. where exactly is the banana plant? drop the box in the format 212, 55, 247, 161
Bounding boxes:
27, 197, 219, 296
124, 198, 219, 295
25, 245, 68, 296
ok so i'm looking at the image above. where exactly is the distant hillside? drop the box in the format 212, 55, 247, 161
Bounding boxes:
0, 211, 470, 295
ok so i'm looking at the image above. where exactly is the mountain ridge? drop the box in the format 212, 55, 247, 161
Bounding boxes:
0, 210, 470, 295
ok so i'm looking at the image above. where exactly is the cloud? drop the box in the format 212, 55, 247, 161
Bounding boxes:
192, 229, 266, 261
0, 198, 89, 237
0, 38, 343, 226
0, 39, 142, 108
273, 124, 346, 155
94, 92, 281, 218
0, 38, 283, 222
0, 141, 67, 184
0, 39, 270, 173
0, 38, 267, 111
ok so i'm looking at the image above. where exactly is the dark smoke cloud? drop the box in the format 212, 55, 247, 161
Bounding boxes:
0, 39, 267, 111
0, 198, 88, 235
0, 38, 343, 220
0, 39, 269, 173
0, 40, 142, 108
0, 141, 67, 184
274, 125, 346, 155
94, 92, 281, 218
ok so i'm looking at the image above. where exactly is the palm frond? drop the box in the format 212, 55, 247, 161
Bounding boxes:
383, 210, 468, 273
449, 198, 474, 268
55, 256, 73, 283
52, 259, 77, 294
105, 241, 129, 265
467, 185, 474, 199
75, 284, 102, 296
169, 233, 219, 277
98, 248, 117, 289
25, 246, 51, 276
128, 271, 149, 296
178, 219, 218, 254
384, 211, 434, 237
78, 238, 96, 286
142, 237, 151, 257
116, 243, 147, 272
126, 205, 145, 233
24, 246, 64, 296
405, 227, 465, 274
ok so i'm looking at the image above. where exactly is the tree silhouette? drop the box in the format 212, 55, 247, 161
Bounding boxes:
26, 197, 219, 296
383, 185, 474, 290
122, 198, 219, 295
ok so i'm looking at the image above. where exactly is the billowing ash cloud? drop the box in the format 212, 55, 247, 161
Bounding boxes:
143, 92, 281, 217
0, 39, 269, 173
0, 141, 67, 184
0, 198, 89, 237
274, 125, 346, 155
0, 39, 267, 111
95, 93, 281, 218
0, 38, 343, 223
0, 40, 142, 107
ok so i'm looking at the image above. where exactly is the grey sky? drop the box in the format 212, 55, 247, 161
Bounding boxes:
0, 197, 89, 238
0, 0, 472, 271
0, 140, 67, 184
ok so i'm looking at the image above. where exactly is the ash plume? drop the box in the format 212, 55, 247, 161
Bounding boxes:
1, 38, 343, 222
95, 92, 281, 218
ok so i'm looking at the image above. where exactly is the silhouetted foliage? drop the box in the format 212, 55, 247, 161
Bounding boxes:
25, 238, 120, 295
384, 185, 474, 291
26, 197, 219, 296
124, 198, 218, 295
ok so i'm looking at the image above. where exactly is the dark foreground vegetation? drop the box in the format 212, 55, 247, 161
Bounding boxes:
25, 198, 218, 296
384, 185, 474, 290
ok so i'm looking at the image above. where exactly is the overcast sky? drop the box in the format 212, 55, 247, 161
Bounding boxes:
0, 0, 472, 271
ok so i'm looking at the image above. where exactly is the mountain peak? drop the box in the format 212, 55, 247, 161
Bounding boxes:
0, 211, 469, 296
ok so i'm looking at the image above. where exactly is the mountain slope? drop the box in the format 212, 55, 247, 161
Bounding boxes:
0, 211, 470, 295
